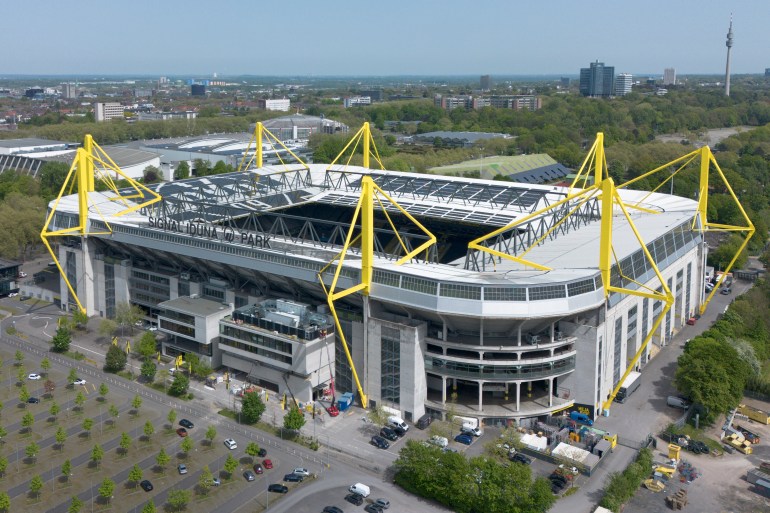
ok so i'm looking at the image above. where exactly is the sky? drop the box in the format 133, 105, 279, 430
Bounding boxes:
2, 0, 766, 77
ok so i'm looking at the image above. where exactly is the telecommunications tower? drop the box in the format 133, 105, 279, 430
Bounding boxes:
725, 15, 734, 97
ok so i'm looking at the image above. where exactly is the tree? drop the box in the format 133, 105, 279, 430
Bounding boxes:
198, 465, 214, 494
44, 379, 56, 395
137, 332, 157, 360
0, 426, 5, 440
144, 420, 155, 439
56, 426, 67, 449
98, 478, 115, 504
240, 391, 266, 424
174, 161, 191, 180
72, 309, 89, 330
283, 405, 306, 432
167, 489, 190, 510
40, 161, 70, 199
25, 441, 39, 460
167, 409, 177, 427
205, 425, 217, 445
120, 432, 131, 454
128, 463, 143, 485
132, 394, 143, 411
19, 384, 30, 404
0, 492, 9, 512
40, 357, 51, 375
140, 361, 157, 381
98, 319, 117, 338
143, 165, 162, 184
99, 383, 109, 400
156, 447, 170, 471
109, 404, 119, 424
224, 453, 238, 477
52, 326, 71, 353
91, 444, 104, 467
16, 364, 26, 383
14, 350, 23, 366
114, 302, 144, 335
245, 441, 261, 461
141, 500, 156, 513
67, 368, 79, 384
29, 474, 43, 498
168, 372, 189, 397
74, 391, 85, 409
67, 495, 83, 513
82, 417, 94, 437
180, 436, 193, 455
105, 344, 127, 373
61, 459, 72, 480
0, 455, 8, 476
22, 410, 35, 432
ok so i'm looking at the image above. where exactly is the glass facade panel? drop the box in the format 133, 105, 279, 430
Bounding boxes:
381, 326, 400, 405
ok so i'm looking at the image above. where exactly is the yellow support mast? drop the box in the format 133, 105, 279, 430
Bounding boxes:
319, 125, 435, 408
40, 135, 162, 313
236, 122, 309, 172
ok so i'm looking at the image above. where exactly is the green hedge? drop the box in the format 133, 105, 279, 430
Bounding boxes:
598, 448, 653, 512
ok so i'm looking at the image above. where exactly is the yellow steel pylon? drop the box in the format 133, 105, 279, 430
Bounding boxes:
325, 122, 384, 171
236, 122, 309, 171
40, 135, 162, 314
318, 131, 436, 408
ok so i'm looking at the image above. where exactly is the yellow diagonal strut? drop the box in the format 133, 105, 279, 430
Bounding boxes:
41, 135, 162, 313
318, 174, 436, 409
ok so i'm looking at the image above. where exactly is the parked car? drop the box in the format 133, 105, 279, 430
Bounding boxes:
454, 434, 473, 445
179, 419, 194, 429
268, 484, 288, 493
416, 413, 434, 430
177, 464, 187, 475
721, 287, 732, 295
374, 498, 391, 509
258, 447, 267, 457
292, 467, 310, 477
371, 435, 390, 449
380, 427, 398, 441
345, 493, 364, 506
224, 438, 237, 450
263, 459, 273, 469
283, 473, 303, 482
429, 435, 448, 448
393, 425, 407, 437
253, 463, 263, 474
27, 397, 40, 404
243, 470, 256, 482
211, 477, 221, 486
28, 373, 41, 380
72, 378, 86, 385
323, 507, 344, 513
511, 452, 532, 465
365, 504, 384, 513
461, 425, 483, 437
176, 427, 188, 437
140, 480, 153, 492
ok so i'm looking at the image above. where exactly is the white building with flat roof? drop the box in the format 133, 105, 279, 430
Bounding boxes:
94, 102, 124, 122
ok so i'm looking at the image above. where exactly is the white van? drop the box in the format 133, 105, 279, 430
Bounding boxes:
429, 435, 449, 448
388, 415, 409, 432
666, 396, 691, 410
461, 423, 483, 437
349, 483, 371, 497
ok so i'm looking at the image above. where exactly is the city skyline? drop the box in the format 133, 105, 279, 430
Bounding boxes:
2, 0, 766, 76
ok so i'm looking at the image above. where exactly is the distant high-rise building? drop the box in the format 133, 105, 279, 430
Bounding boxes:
257, 98, 291, 111
191, 84, 206, 96
62, 83, 78, 99
725, 15, 734, 96
579, 61, 615, 97
663, 68, 676, 86
343, 96, 371, 108
560, 77, 570, 89
480, 75, 492, 91
94, 102, 124, 122
614, 73, 633, 96
360, 89, 383, 101
765, 68, 770, 78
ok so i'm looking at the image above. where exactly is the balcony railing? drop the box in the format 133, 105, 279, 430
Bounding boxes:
425, 355, 575, 381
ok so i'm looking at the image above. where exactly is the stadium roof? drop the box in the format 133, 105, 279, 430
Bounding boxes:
41, 147, 159, 168
415, 131, 511, 143
0, 138, 71, 150
430, 154, 571, 184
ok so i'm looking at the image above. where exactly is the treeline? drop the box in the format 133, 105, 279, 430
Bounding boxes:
393, 440, 554, 513
675, 277, 770, 424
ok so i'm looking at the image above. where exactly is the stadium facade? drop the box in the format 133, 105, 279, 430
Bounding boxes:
44, 141, 711, 426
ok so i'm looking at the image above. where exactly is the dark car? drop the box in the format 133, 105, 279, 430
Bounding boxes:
268, 484, 288, 493
454, 434, 473, 445
179, 419, 194, 429
511, 452, 532, 465
345, 493, 364, 506
371, 435, 390, 449
253, 463, 263, 474
139, 480, 153, 492
364, 504, 384, 513
283, 473, 303, 482
258, 448, 267, 457
393, 425, 407, 437
379, 427, 398, 441
176, 427, 188, 437
27, 397, 40, 404
323, 507, 344, 513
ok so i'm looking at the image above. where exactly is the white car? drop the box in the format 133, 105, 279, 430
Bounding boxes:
148, 326, 158, 332
429, 435, 448, 448
224, 438, 237, 450
292, 467, 310, 477
73, 378, 87, 386
28, 373, 41, 380
8, 292, 17, 297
